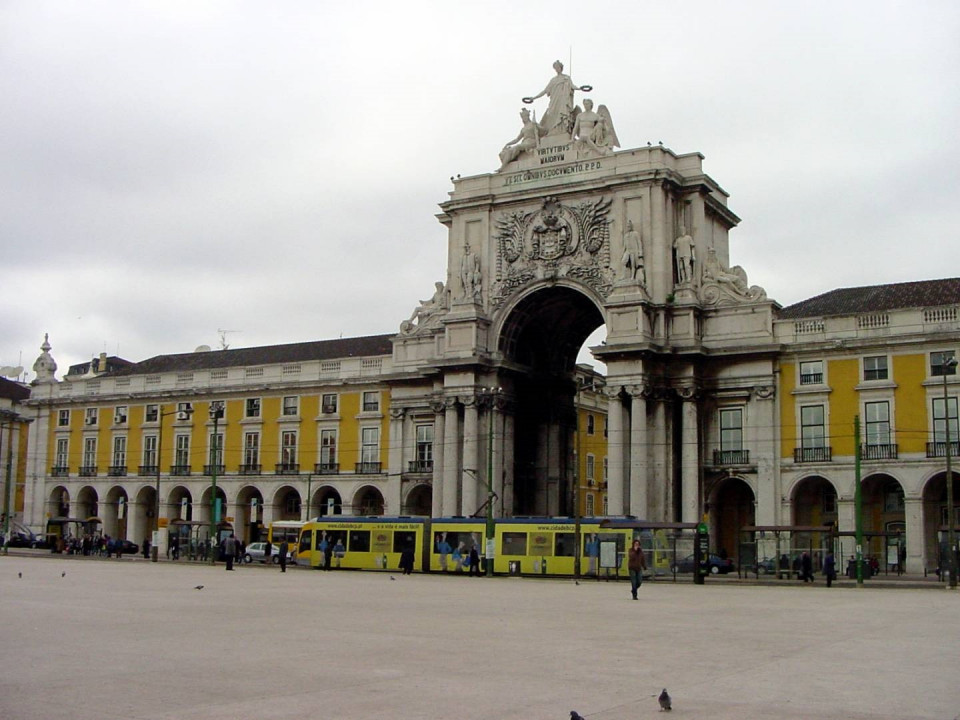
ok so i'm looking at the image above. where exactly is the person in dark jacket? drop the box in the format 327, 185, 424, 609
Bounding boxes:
627, 539, 647, 599
801, 551, 813, 583
399, 547, 415, 575
278, 540, 288, 572
468, 545, 481, 576
823, 550, 837, 588
222, 534, 237, 571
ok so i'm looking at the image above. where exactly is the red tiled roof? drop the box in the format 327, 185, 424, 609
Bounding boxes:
778, 278, 960, 319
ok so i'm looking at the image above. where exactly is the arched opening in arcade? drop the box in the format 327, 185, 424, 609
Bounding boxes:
167, 485, 193, 521
403, 483, 432, 516
103, 485, 130, 541
133, 485, 157, 547
498, 284, 607, 517
790, 475, 837, 559
311, 486, 342, 517
272, 486, 302, 522
75, 485, 99, 525
861, 473, 906, 571
354, 485, 385, 516
921, 471, 960, 571
235, 485, 265, 543
706, 476, 755, 564
198, 485, 230, 543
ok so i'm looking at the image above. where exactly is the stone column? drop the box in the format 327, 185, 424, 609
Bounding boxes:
431, 400, 446, 518
462, 396, 480, 516
443, 401, 459, 518
904, 497, 924, 574
679, 387, 700, 524
606, 387, 625, 516
628, 386, 649, 519
752, 386, 778, 526
502, 410, 515, 517
650, 393, 668, 521
388, 408, 405, 487
491, 399, 505, 518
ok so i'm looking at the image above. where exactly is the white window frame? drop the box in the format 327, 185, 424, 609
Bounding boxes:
320, 429, 337, 466
209, 431, 224, 467
361, 426, 380, 464
245, 397, 261, 419
585, 454, 595, 481
800, 404, 826, 449
114, 405, 128, 424
586, 414, 595, 435
144, 404, 159, 423
719, 407, 744, 452
931, 350, 958, 377
83, 437, 97, 467
84, 407, 98, 425
416, 424, 434, 464
864, 401, 891, 446
174, 434, 190, 467
362, 391, 380, 413
112, 436, 127, 467
55, 438, 69, 467
143, 435, 157, 467
933, 397, 959, 443
321, 393, 338, 414
282, 396, 299, 416
57, 410, 70, 427
799, 360, 824, 386
863, 355, 889, 382
281, 430, 298, 465
244, 432, 260, 466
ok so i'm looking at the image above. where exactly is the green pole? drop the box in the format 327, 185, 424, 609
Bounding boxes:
209, 401, 223, 565
485, 390, 495, 577
854, 415, 864, 587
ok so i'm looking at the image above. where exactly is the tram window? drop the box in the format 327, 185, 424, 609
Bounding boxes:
393, 532, 417, 553
554, 533, 575, 557
349, 530, 371, 552
299, 530, 312, 553
502, 532, 527, 555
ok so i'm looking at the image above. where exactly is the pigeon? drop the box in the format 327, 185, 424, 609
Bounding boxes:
390, 576, 396, 581
570, 712, 586, 720
61, 571, 66, 578
658, 688, 672, 711
18, 572, 22, 579
575, 580, 580, 586
194, 585, 204, 590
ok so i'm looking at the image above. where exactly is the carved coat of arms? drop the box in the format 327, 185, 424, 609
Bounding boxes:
491, 195, 613, 308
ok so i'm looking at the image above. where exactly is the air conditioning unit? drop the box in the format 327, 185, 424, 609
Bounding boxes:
85, 416, 97, 426
176, 411, 191, 421
322, 404, 336, 414
179, 402, 193, 412
114, 413, 127, 424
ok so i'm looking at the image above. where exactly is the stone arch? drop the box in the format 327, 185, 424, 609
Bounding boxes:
48, 485, 70, 518
921, 470, 959, 571
198, 485, 228, 526
103, 485, 130, 540
402, 483, 432, 516
495, 283, 607, 517
167, 485, 193, 521
353, 485, 385, 516
272, 485, 302, 521
789, 475, 838, 526
75, 485, 99, 521
706, 476, 755, 564
311, 485, 342, 517
861, 473, 906, 564
235, 484, 265, 543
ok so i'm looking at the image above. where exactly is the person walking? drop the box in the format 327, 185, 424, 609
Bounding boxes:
142, 537, 151, 560
627, 539, 646, 600
278, 540, 288, 573
468, 545, 481, 577
801, 551, 813, 583
823, 550, 837, 588
264, 540, 272, 564
321, 533, 333, 570
222, 534, 237, 571
235, 539, 245, 568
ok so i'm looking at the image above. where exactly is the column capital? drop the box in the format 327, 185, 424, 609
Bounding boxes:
675, 384, 700, 401
752, 385, 776, 400
389, 407, 406, 420
626, 383, 654, 399
430, 398, 447, 414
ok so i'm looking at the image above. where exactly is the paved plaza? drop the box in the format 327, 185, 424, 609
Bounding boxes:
1, 553, 957, 720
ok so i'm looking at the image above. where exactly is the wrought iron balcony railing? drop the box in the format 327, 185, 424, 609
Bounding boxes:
51, 466, 69, 477
108, 465, 128, 477
407, 460, 434, 473
315, 463, 339, 475
927, 441, 960, 458
861, 444, 898, 460
79, 465, 98, 477
793, 447, 832, 463
355, 461, 383, 474
170, 465, 191, 476
275, 463, 300, 475
203, 464, 226, 476
712, 449, 750, 466
238, 464, 262, 475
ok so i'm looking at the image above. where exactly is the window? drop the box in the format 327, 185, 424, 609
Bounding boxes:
83, 437, 97, 466
863, 355, 888, 381
281, 431, 298, 465
175, 435, 190, 466
348, 530, 371, 552
822, 489, 837, 514
320, 429, 337, 469
864, 401, 891, 446
143, 435, 157, 466
501, 532, 527, 555
321, 393, 338, 414
85, 407, 98, 425
586, 454, 595, 480
112, 436, 126, 466
602, 457, 608, 482
282, 396, 299, 416
602, 495, 608, 516
884, 482, 904, 512
145, 404, 159, 423
585, 494, 595, 516
933, 397, 959, 443
209, 432, 224, 466
55, 438, 68, 467
176, 402, 193, 415
720, 408, 743, 451
416, 424, 434, 466
361, 427, 380, 463
801, 405, 825, 448
244, 432, 260, 466
931, 350, 957, 377
800, 360, 823, 385
586, 414, 595, 435
57, 410, 70, 427
362, 391, 380, 412
245, 398, 261, 418
603, 417, 608, 438
554, 533, 575, 557
114, 405, 128, 424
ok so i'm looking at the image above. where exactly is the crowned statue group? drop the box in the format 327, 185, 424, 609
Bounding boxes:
498, 60, 618, 171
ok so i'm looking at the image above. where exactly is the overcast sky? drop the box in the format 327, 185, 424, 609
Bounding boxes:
3, 1, 959, 380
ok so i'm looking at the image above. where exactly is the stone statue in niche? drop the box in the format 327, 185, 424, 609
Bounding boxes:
498, 107, 540, 171
673, 225, 695, 286
619, 220, 645, 285
522, 60, 592, 137
699, 247, 767, 304
459, 244, 482, 302
400, 281, 448, 334
571, 99, 619, 157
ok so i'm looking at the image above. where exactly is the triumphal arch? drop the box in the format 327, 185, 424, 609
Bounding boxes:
392, 61, 776, 525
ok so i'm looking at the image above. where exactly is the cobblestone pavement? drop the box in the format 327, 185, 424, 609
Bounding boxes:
1, 553, 957, 720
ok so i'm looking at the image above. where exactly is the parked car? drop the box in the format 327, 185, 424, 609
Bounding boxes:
671, 553, 736, 574
5, 531, 40, 549
244, 542, 296, 565
742, 557, 778, 575
115, 539, 139, 555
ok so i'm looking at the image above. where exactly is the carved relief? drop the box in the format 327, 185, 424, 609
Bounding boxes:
752, 385, 776, 400
699, 247, 767, 305
491, 195, 614, 308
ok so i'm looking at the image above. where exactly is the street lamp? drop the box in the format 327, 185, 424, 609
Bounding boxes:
943, 355, 958, 588
153, 403, 192, 562
208, 401, 224, 565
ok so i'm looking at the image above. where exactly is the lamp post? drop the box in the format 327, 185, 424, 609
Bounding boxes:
481, 387, 501, 577
943, 355, 958, 588
153, 404, 192, 562
208, 401, 224, 565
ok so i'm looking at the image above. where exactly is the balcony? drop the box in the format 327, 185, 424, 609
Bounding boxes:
793, 447, 832, 463
51, 466, 69, 478
170, 465, 191, 476
315, 463, 339, 475
108, 465, 128, 477
275, 463, 300, 475
239, 464, 262, 476
79, 465, 98, 477
927, 441, 960, 458
861, 444, 898, 461
407, 460, 434, 473
203, 464, 226, 476
138, 465, 158, 476
799, 373, 823, 385
356, 461, 382, 474
712, 449, 751, 466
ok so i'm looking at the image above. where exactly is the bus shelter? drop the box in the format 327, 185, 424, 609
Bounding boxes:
833, 530, 905, 578
599, 519, 701, 582
738, 525, 833, 579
